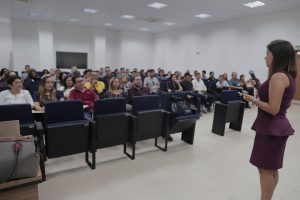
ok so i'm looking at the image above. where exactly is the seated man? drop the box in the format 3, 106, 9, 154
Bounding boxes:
127, 75, 150, 104
69, 75, 99, 109
143, 69, 160, 94
228, 72, 243, 91
192, 72, 215, 112
85, 70, 105, 96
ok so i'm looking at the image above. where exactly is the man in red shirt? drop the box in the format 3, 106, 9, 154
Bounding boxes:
69, 75, 99, 109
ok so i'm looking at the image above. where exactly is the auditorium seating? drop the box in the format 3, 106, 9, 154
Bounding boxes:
131, 95, 169, 151
0, 104, 35, 136
160, 92, 199, 145
85, 98, 134, 169
40, 100, 95, 175
212, 90, 245, 136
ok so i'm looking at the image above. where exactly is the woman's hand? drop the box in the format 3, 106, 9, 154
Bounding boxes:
243, 94, 255, 102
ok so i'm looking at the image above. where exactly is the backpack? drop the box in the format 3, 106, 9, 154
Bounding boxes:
170, 95, 192, 117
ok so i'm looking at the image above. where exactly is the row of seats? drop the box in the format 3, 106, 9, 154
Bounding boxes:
0, 93, 202, 180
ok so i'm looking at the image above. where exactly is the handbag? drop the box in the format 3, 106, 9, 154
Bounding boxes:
0, 135, 40, 183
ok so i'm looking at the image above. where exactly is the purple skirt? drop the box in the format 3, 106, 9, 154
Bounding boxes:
250, 134, 289, 170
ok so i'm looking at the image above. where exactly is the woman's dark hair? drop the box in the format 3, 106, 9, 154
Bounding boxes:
63, 75, 73, 88
0, 68, 8, 77
170, 74, 176, 81
7, 76, 21, 88
42, 69, 50, 75
267, 40, 297, 78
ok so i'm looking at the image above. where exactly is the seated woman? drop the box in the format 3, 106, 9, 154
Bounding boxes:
33, 75, 64, 111
0, 76, 34, 108
167, 74, 183, 92
103, 77, 126, 98
239, 74, 254, 96
23, 68, 40, 89
120, 74, 131, 94
57, 75, 74, 100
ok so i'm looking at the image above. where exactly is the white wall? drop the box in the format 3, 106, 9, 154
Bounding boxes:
105, 29, 121, 69
0, 0, 12, 69
120, 31, 154, 69
38, 21, 54, 70
154, 8, 300, 79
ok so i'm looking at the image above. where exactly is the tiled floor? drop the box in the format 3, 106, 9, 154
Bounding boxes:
39, 104, 300, 200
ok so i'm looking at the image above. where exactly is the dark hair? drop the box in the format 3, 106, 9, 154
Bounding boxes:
184, 72, 191, 77
267, 40, 297, 78
132, 74, 142, 82
0, 68, 8, 76
83, 69, 92, 75
63, 75, 73, 88
42, 69, 49, 75
7, 76, 21, 87
72, 75, 82, 84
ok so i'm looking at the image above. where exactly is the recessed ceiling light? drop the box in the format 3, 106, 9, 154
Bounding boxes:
121, 15, 135, 19
82, 8, 98, 14
163, 22, 176, 26
140, 28, 149, 31
148, 2, 168, 9
194, 13, 211, 19
104, 23, 113, 26
28, 12, 41, 17
69, 18, 79, 22
244, 1, 265, 8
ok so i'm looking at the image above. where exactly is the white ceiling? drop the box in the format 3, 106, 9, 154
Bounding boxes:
8, 0, 300, 33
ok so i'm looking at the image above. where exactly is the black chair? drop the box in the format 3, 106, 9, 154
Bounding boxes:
160, 92, 199, 145
26, 81, 40, 97
212, 90, 245, 136
159, 80, 169, 92
0, 104, 35, 136
85, 98, 135, 169
131, 95, 169, 152
42, 100, 95, 170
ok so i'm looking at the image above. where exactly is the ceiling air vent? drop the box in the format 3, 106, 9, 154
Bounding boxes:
142, 17, 162, 23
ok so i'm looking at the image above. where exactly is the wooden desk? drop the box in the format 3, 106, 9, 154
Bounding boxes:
0, 167, 42, 200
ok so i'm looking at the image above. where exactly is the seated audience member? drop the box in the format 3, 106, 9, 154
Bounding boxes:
57, 75, 74, 100
202, 70, 208, 80
33, 75, 64, 111
206, 71, 218, 93
23, 69, 40, 89
56, 72, 68, 90
143, 69, 160, 93
0, 68, 9, 82
166, 71, 172, 79
127, 75, 150, 104
0, 76, 34, 108
239, 74, 255, 96
223, 73, 228, 81
167, 74, 183, 92
102, 66, 113, 91
180, 72, 193, 92
49, 68, 57, 83
103, 77, 126, 99
228, 72, 243, 90
21, 65, 31, 80
192, 72, 215, 112
69, 75, 99, 109
42, 69, 50, 76
157, 69, 167, 81
120, 74, 131, 94
0, 70, 17, 86
70, 66, 78, 76
85, 70, 105, 96
216, 75, 230, 91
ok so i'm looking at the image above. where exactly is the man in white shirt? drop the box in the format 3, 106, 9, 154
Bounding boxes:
143, 69, 160, 93
192, 72, 215, 112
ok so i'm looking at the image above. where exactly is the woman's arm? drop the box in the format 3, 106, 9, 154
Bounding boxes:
34, 102, 44, 111
243, 73, 289, 115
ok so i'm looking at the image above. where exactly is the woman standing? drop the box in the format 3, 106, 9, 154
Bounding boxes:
243, 40, 297, 200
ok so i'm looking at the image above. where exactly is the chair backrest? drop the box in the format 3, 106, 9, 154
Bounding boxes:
44, 100, 85, 125
27, 81, 40, 96
94, 98, 126, 116
160, 92, 188, 112
0, 104, 33, 125
131, 95, 160, 114
220, 90, 241, 104
159, 80, 168, 92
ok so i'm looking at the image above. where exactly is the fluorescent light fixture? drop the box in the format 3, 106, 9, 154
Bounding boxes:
194, 13, 211, 19
121, 15, 135, 19
244, 1, 265, 8
140, 28, 149, 31
28, 12, 41, 17
104, 23, 113, 26
82, 8, 98, 14
163, 22, 176, 26
69, 18, 79, 22
148, 2, 168, 9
